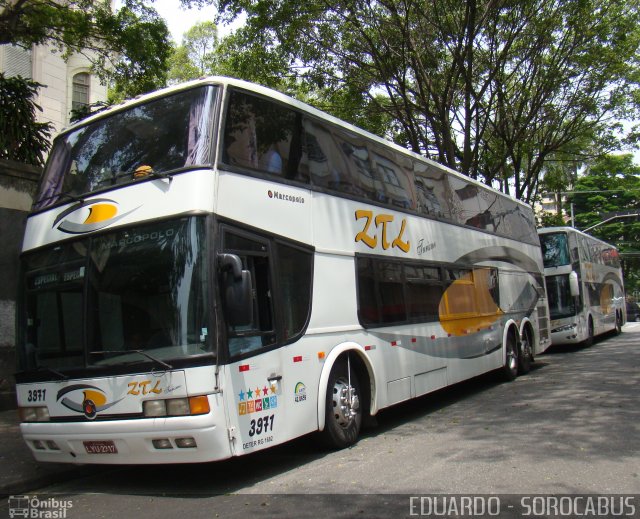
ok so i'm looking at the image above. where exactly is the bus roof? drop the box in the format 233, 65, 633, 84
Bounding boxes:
538, 226, 619, 248
59, 76, 531, 211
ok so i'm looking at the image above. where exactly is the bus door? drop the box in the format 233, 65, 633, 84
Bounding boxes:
219, 227, 286, 455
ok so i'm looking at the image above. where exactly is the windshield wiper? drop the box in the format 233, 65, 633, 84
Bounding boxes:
36, 366, 69, 380
90, 350, 173, 370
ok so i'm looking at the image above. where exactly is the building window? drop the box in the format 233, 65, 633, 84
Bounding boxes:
2, 44, 32, 79
71, 72, 90, 112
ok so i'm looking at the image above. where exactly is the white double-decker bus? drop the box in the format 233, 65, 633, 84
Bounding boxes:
539, 227, 625, 346
16, 77, 550, 464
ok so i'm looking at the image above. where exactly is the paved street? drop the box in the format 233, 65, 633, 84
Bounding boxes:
1, 325, 639, 518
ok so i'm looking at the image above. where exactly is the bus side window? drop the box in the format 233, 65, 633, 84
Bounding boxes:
223, 89, 307, 183
302, 118, 353, 193
413, 162, 451, 219
222, 230, 276, 358
274, 242, 313, 341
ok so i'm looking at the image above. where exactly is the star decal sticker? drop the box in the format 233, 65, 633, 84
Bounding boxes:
238, 390, 245, 401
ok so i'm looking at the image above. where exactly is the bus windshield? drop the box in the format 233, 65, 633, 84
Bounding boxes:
20, 217, 212, 373
545, 274, 577, 319
540, 232, 570, 268
34, 86, 218, 210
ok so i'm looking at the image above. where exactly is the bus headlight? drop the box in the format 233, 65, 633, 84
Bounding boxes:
552, 323, 577, 333
143, 400, 166, 417
143, 396, 210, 417
19, 406, 50, 422
166, 398, 190, 416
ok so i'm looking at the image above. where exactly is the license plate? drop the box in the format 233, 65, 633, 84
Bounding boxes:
83, 440, 118, 454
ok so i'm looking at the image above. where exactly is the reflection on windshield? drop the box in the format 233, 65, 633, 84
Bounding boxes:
35, 86, 217, 210
20, 217, 211, 372
545, 274, 576, 319
541, 233, 570, 268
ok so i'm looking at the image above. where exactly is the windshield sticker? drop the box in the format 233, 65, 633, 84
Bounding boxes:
53, 199, 140, 235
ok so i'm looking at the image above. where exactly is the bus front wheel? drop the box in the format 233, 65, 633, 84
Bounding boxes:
321, 358, 362, 449
615, 312, 623, 335
583, 318, 594, 348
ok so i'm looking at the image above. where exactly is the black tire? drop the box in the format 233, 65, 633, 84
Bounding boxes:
583, 318, 594, 348
518, 327, 533, 375
614, 312, 623, 335
321, 358, 362, 449
502, 332, 519, 382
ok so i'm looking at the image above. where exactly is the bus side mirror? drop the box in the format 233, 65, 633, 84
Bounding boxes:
569, 271, 580, 298
218, 254, 253, 327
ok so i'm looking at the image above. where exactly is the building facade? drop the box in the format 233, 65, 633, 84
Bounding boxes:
0, 43, 108, 136
0, 43, 107, 408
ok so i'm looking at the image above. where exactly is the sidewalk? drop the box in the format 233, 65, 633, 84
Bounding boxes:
0, 410, 81, 498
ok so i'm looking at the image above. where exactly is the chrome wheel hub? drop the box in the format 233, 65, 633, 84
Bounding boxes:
332, 378, 360, 428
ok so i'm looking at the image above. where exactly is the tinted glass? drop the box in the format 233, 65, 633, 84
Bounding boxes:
377, 261, 405, 323
88, 218, 210, 366
545, 274, 577, 319
357, 257, 379, 325
223, 90, 305, 182
275, 242, 313, 340
20, 217, 211, 372
35, 86, 217, 209
540, 232, 571, 268
413, 162, 450, 219
405, 265, 443, 321
223, 230, 276, 357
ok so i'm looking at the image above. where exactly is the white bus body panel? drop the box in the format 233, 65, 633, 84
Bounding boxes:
22, 170, 216, 252
17, 367, 234, 464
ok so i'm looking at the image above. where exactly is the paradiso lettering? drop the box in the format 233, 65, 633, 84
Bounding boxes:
355, 210, 410, 253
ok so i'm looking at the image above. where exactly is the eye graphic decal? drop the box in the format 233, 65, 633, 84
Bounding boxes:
53, 199, 139, 234
56, 384, 123, 419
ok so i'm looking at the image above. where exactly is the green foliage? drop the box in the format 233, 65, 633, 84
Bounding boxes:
167, 45, 202, 84
204, 0, 640, 203
569, 155, 640, 232
69, 101, 110, 124
168, 22, 219, 83
568, 154, 640, 294
104, 3, 172, 100
0, 0, 172, 102
0, 73, 53, 167
538, 212, 566, 229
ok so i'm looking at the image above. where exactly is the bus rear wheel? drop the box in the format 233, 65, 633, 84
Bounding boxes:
322, 358, 362, 449
501, 333, 518, 382
518, 327, 533, 375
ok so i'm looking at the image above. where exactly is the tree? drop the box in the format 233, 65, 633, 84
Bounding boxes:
0, 73, 53, 166
568, 154, 640, 294
0, 0, 172, 100
168, 22, 219, 84
208, 0, 640, 203
167, 45, 201, 84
